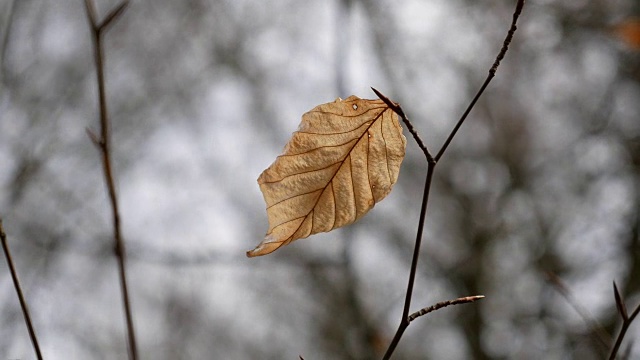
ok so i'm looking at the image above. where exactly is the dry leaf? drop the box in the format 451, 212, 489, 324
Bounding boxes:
612, 18, 640, 50
247, 95, 406, 257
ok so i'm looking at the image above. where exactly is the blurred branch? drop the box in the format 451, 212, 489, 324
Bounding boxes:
0, 0, 15, 83
334, 0, 353, 98
545, 271, 610, 354
408, 295, 485, 322
377, 1, 525, 358
609, 281, 640, 360
83, 1, 137, 359
0, 219, 43, 360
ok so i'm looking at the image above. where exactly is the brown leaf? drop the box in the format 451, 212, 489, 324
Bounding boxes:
247, 95, 406, 257
612, 18, 640, 50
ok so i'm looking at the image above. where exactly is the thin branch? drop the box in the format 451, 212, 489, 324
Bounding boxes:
382, 161, 435, 360
0, 219, 43, 360
83, 1, 137, 359
435, 0, 525, 162
408, 295, 485, 322
609, 283, 640, 360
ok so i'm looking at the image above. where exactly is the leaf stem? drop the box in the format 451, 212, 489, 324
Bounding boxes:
0, 219, 43, 360
83, 1, 137, 359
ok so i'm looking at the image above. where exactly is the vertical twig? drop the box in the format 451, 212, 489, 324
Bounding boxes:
0, 219, 43, 360
380, 158, 435, 360
374, 1, 525, 358
83, 1, 137, 359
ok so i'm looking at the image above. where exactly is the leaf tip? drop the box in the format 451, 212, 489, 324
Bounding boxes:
245, 249, 260, 258
246, 234, 284, 258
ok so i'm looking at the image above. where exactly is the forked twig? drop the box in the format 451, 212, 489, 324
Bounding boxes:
83, 1, 137, 359
609, 281, 640, 360
374, 1, 525, 358
0, 219, 43, 360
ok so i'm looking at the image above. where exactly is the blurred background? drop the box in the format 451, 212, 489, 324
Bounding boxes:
1, 0, 639, 359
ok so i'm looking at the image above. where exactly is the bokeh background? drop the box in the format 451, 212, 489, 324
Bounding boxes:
1, 0, 639, 359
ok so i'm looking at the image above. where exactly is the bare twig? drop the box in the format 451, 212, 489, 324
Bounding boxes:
435, 0, 525, 162
408, 295, 485, 322
609, 281, 640, 360
83, 1, 137, 359
375, 1, 525, 358
546, 272, 610, 353
0, 219, 43, 360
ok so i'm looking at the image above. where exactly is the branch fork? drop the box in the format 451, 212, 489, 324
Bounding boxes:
372, 1, 526, 358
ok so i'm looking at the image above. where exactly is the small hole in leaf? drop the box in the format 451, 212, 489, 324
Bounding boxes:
352, 104, 358, 110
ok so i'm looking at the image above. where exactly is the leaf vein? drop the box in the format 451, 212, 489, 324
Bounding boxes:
266, 187, 324, 209
307, 106, 385, 118
295, 120, 372, 136
330, 182, 336, 230
260, 161, 342, 184
276, 138, 360, 158
269, 216, 306, 234
382, 112, 392, 182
